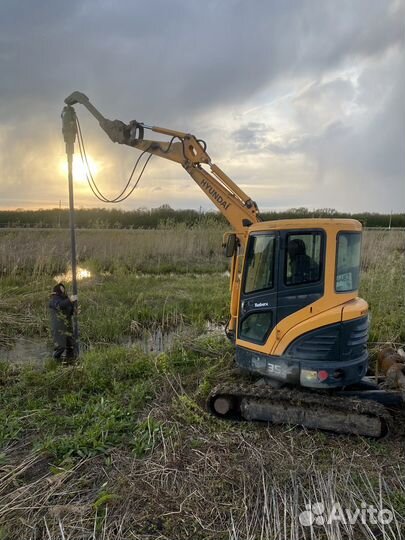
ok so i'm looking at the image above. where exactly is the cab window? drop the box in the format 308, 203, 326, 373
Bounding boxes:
244, 234, 275, 294
285, 232, 322, 286
336, 232, 361, 292
240, 312, 273, 343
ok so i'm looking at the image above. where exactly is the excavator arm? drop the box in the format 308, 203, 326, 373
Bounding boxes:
64, 92, 260, 237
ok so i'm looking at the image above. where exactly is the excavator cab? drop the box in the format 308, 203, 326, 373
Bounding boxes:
232, 219, 369, 389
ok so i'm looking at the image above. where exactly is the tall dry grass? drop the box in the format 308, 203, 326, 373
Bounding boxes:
1, 420, 403, 539
361, 229, 404, 272
0, 227, 403, 277
0, 227, 227, 276
361, 230, 405, 343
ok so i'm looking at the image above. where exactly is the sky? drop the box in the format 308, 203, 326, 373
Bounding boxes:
0, 0, 404, 213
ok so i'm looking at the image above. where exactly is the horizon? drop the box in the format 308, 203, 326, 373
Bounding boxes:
0, 205, 403, 217
1, 1, 404, 213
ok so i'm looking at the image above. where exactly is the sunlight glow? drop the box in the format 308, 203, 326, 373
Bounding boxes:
54, 267, 92, 283
59, 155, 100, 183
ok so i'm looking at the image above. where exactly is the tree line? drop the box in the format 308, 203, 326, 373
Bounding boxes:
0, 206, 403, 229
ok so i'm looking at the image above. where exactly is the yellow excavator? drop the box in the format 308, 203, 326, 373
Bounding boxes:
64, 91, 404, 438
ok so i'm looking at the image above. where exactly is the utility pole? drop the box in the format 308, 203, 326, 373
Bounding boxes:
61, 105, 80, 358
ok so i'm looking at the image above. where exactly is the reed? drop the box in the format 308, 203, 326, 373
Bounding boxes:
0, 229, 403, 345
360, 230, 405, 343
0, 226, 228, 276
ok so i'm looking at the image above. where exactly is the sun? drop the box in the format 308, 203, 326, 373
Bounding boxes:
59, 155, 100, 183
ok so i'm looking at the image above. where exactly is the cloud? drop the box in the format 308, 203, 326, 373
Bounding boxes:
0, 0, 403, 212
232, 122, 273, 152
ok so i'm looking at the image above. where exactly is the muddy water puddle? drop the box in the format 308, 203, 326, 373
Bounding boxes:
1, 322, 224, 364
121, 321, 223, 353
0, 337, 50, 365
121, 327, 181, 354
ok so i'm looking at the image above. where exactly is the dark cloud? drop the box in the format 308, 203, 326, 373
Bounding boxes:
232, 122, 273, 152
0, 0, 403, 211
1, 0, 402, 118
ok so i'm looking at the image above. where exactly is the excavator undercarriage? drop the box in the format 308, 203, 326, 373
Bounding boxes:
208, 346, 405, 439
208, 382, 398, 438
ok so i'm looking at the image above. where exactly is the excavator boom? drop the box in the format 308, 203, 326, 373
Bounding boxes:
64, 91, 260, 236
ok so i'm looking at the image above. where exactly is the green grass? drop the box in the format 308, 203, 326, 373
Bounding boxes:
0, 272, 230, 347
80, 273, 229, 344
0, 334, 233, 459
1, 260, 403, 349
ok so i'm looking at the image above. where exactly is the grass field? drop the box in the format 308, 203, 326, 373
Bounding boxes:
0, 227, 404, 539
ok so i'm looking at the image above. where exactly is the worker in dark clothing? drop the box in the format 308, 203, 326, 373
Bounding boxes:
287, 239, 317, 285
49, 283, 77, 361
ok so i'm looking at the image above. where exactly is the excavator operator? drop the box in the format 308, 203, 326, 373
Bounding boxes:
287, 238, 316, 285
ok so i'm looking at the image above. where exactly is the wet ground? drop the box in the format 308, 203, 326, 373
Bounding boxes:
0, 323, 224, 365
0, 337, 50, 364
120, 326, 184, 354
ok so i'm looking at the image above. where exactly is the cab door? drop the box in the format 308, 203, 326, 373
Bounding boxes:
276, 229, 325, 323
237, 232, 279, 346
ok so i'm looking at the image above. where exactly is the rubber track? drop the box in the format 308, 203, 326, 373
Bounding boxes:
207, 382, 392, 438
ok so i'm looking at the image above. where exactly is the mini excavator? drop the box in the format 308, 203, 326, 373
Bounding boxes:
64, 91, 405, 438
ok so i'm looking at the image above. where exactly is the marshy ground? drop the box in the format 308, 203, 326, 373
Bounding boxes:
0, 227, 404, 539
